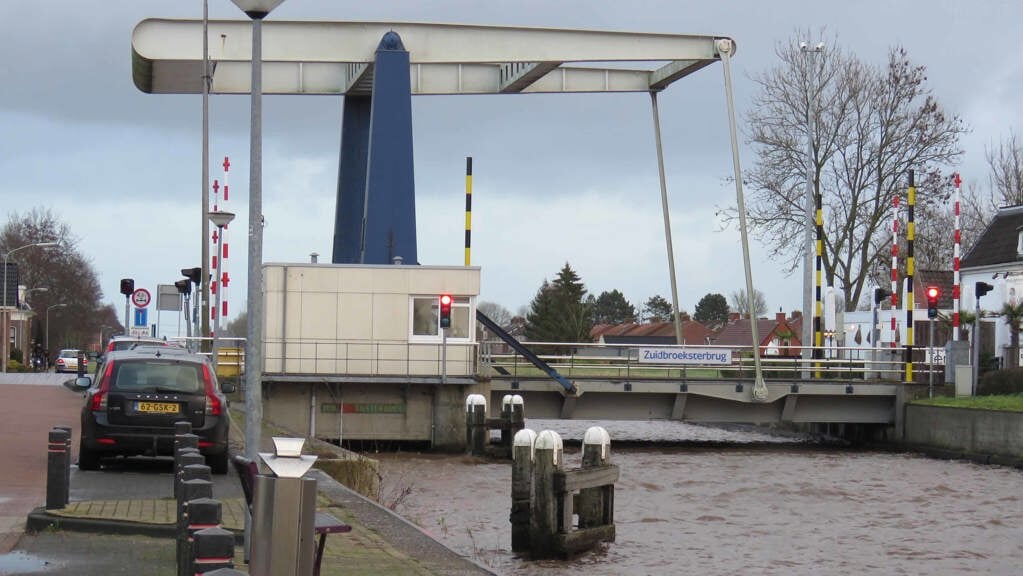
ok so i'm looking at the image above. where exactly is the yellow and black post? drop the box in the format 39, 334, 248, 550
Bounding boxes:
464, 156, 472, 267
905, 170, 916, 382
814, 167, 825, 376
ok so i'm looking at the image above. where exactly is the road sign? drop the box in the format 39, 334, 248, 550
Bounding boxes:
134, 307, 148, 328
131, 288, 152, 308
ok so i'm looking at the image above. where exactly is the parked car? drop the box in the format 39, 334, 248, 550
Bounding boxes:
54, 349, 87, 373
73, 346, 234, 474
100, 336, 179, 362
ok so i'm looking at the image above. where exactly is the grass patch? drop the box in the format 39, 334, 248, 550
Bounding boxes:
912, 394, 1023, 412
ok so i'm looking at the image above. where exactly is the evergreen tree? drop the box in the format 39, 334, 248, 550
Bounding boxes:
694, 293, 730, 328
642, 295, 674, 322
591, 289, 636, 325
525, 263, 592, 343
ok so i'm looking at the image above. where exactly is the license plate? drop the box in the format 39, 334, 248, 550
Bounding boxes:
135, 401, 179, 414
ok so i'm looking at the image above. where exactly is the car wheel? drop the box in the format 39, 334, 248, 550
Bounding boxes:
208, 451, 229, 475
78, 445, 100, 471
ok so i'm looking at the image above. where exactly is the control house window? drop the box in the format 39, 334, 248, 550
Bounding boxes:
410, 296, 472, 340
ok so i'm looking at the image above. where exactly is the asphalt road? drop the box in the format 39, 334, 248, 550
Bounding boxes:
0, 373, 240, 576
0, 374, 82, 554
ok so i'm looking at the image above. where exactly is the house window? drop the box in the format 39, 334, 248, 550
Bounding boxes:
410, 296, 472, 340
1018, 229, 1023, 256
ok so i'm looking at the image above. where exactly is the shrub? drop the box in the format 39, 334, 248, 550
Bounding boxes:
977, 367, 1023, 396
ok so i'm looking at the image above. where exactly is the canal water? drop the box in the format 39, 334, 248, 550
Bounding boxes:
377, 420, 1023, 575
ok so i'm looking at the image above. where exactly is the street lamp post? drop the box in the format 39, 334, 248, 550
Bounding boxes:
231, 0, 285, 465
3, 241, 60, 372
46, 303, 68, 363
232, 1, 284, 560
209, 210, 236, 373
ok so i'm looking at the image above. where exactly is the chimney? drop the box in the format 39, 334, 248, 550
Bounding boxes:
729, 312, 740, 322
776, 311, 786, 323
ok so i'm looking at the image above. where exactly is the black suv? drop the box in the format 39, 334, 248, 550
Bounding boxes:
74, 346, 234, 474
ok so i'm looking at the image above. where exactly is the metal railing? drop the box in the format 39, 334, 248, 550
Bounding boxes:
259, 337, 478, 378
482, 341, 946, 384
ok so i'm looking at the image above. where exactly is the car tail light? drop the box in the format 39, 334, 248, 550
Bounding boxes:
202, 364, 222, 416
89, 361, 114, 412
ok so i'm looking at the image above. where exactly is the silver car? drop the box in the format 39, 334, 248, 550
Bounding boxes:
55, 349, 86, 373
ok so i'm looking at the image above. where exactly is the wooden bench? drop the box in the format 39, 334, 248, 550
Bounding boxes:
233, 455, 352, 576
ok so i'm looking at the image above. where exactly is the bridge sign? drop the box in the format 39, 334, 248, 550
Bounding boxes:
131, 288, 152, 308
638, 347, 732, 366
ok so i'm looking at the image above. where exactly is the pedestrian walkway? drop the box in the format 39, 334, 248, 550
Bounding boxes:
26, 469, 492, 575
0, 372, 72, 386
16, 404, 494, 575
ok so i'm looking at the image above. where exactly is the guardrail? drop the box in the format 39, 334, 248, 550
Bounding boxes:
482, 341, 947, 383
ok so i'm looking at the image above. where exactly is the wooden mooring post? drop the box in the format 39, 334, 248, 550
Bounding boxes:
465, 394, 487, 456
510, 428, 537, 553
516, 426, 618, 559
466, 393, 525, 457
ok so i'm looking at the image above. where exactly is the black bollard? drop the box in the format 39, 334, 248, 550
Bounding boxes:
177, 480, 214, 576
54, 425, 72, 504
192, 526, 236, 574
46, 428, 70, 509
175, 449, 204, 500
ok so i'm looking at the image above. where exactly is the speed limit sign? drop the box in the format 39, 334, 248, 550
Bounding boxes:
131, 288, 152, 308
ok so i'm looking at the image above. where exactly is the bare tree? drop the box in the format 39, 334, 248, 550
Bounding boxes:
987, 130, 1023, 206
729, 288, 768, 318
733, 33, 966, 311
2, 208, 107, 353
477, 301, 512, 328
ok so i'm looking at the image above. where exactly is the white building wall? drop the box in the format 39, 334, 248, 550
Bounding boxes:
263, 263, 480, 377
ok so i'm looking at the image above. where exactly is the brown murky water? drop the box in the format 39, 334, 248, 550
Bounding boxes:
377, 420, 1023, 575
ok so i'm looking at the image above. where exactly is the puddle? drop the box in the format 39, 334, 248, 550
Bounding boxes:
0, 551, 61, 575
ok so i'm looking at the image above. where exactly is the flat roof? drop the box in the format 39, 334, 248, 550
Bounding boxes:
131, 19, 732, 96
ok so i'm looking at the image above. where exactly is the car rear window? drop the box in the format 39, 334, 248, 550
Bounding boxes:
110, 340, 167, 351
110, 361, 202, 393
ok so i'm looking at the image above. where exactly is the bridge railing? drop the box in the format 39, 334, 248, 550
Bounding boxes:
482, 341, 946, 383
257, 337, 479, 378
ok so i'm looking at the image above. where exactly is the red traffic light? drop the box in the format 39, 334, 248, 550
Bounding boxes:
926, 286, 940, 302
439, 294, 453, 328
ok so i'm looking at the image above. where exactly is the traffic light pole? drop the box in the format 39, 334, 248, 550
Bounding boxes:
928, 317, 935, 398
441, 328, 447, 385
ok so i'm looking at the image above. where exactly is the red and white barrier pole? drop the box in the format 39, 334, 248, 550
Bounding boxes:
952, 172, 962, 341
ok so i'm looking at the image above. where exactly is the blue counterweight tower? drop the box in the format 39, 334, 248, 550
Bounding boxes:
333, 32, 418, 265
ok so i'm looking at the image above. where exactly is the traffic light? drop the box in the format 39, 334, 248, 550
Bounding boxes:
182, 267, 202, 285
873, 287, 891, 305
926, 286, 940, 319
976, 281, 994, 298
120, 278, 134, 296
439, 294, 453, 329
174, 279, 192, 295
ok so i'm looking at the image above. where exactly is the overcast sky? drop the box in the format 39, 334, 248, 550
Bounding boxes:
2, 1, 1021, 337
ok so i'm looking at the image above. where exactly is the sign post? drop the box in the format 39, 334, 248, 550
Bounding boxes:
130, 288, 152, 338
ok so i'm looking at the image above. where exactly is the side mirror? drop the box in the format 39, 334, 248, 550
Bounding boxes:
221, 382, 237, 394
70, 375, 92, 392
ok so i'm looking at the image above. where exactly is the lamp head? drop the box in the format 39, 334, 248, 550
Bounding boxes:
231, 0, 286, 19
208, 210, 236, 228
